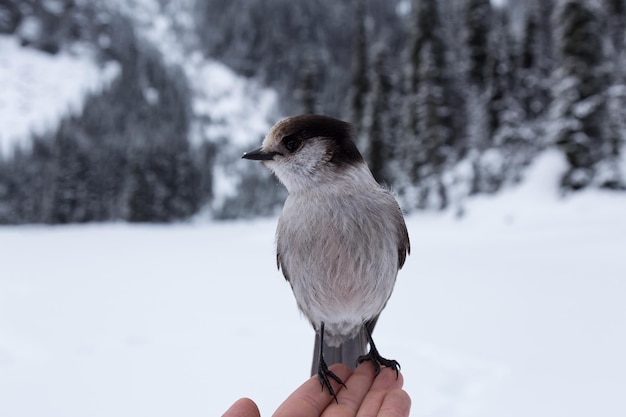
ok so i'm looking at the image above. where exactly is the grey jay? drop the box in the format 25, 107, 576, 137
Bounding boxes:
242, 114, 410, 401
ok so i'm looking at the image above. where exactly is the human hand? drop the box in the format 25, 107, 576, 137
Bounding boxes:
221, 362, 411, 417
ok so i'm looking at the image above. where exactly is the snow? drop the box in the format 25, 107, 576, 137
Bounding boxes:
103, 0, 278, 147
102, 0, 279, 210
0, 35, 120, 156
185, 55, 279, 213
1, 151, 625, 417
0, 20, 277, 209
192, 60, 279, 147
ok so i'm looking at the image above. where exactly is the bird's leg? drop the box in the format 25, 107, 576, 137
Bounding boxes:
316, 322, 347, 403
357, 326, 400, 379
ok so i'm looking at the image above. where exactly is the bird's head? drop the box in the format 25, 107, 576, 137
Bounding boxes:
242, 115, 368, 193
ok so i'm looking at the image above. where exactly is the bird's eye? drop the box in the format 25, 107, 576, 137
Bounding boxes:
283, 136, 300, 152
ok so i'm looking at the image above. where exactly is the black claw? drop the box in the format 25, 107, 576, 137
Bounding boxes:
357, 329, 401, 379
317, 355, 346, 404
316, 322, 347, 404
357, 349, 400, 379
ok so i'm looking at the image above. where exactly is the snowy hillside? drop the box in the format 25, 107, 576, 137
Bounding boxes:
103, 0, 281, 211
0, 35, 119, 155
0, 2, 278, 157
103, 0, 279, 148
1, 150, 624, 417
0, 10, 280, 222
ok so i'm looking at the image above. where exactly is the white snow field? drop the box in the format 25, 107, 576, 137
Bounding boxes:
1, 151, 625, 417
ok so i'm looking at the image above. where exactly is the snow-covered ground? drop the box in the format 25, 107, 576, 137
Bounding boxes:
1, 151, 624, 417
0, 35, 119, 156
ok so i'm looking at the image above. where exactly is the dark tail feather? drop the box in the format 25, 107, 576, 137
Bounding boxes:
310, 324, 369, 376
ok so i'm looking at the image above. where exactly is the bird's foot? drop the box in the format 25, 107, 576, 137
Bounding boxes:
317, 354, 346, 403
357, 344, 400, 379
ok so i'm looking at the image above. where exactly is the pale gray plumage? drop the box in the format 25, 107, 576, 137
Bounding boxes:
242, 114, 410, 399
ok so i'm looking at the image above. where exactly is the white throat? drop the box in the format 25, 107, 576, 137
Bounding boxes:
272, 161, 377, 195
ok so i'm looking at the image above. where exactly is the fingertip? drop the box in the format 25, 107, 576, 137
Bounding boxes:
394, 368, 405, 387
381, 389, 412, 417
353, 360, 378, 378
221, 397, 260, 417
371, 366, 404, 391
274, 364, 354, 417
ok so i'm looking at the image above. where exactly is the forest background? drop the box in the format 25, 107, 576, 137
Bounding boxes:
0, 0, 625, 224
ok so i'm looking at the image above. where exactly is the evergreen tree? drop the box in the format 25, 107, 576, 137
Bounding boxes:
404, 0, 454, 209
349, 0, 369, 140
297, 58, 317, 114
605, 0, 626, 56
475, 9, 532, 193
127, 141, 201, 223
534, 0, 557, 71
465, 0, 492, 89
0, 138, 52, 224
363, 44, 400, 186
488, 9, 515, 137
550, 0, 609, 190
520, 11, 543, 119
49, 120, 91, 223
462, 0, 496, 196
601, 84, 626, 189
603, 0, 626, 190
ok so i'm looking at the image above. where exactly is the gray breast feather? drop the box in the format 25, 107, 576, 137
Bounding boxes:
275, 187, 409, 342
277, 189, 409, 278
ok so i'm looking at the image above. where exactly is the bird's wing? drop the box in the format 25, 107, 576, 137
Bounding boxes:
276, 251, 291, 282
276, 219, 292, 282
396, 205, 411, 270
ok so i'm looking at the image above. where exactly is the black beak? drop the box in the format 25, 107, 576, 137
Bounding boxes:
242, 147, 281, 161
